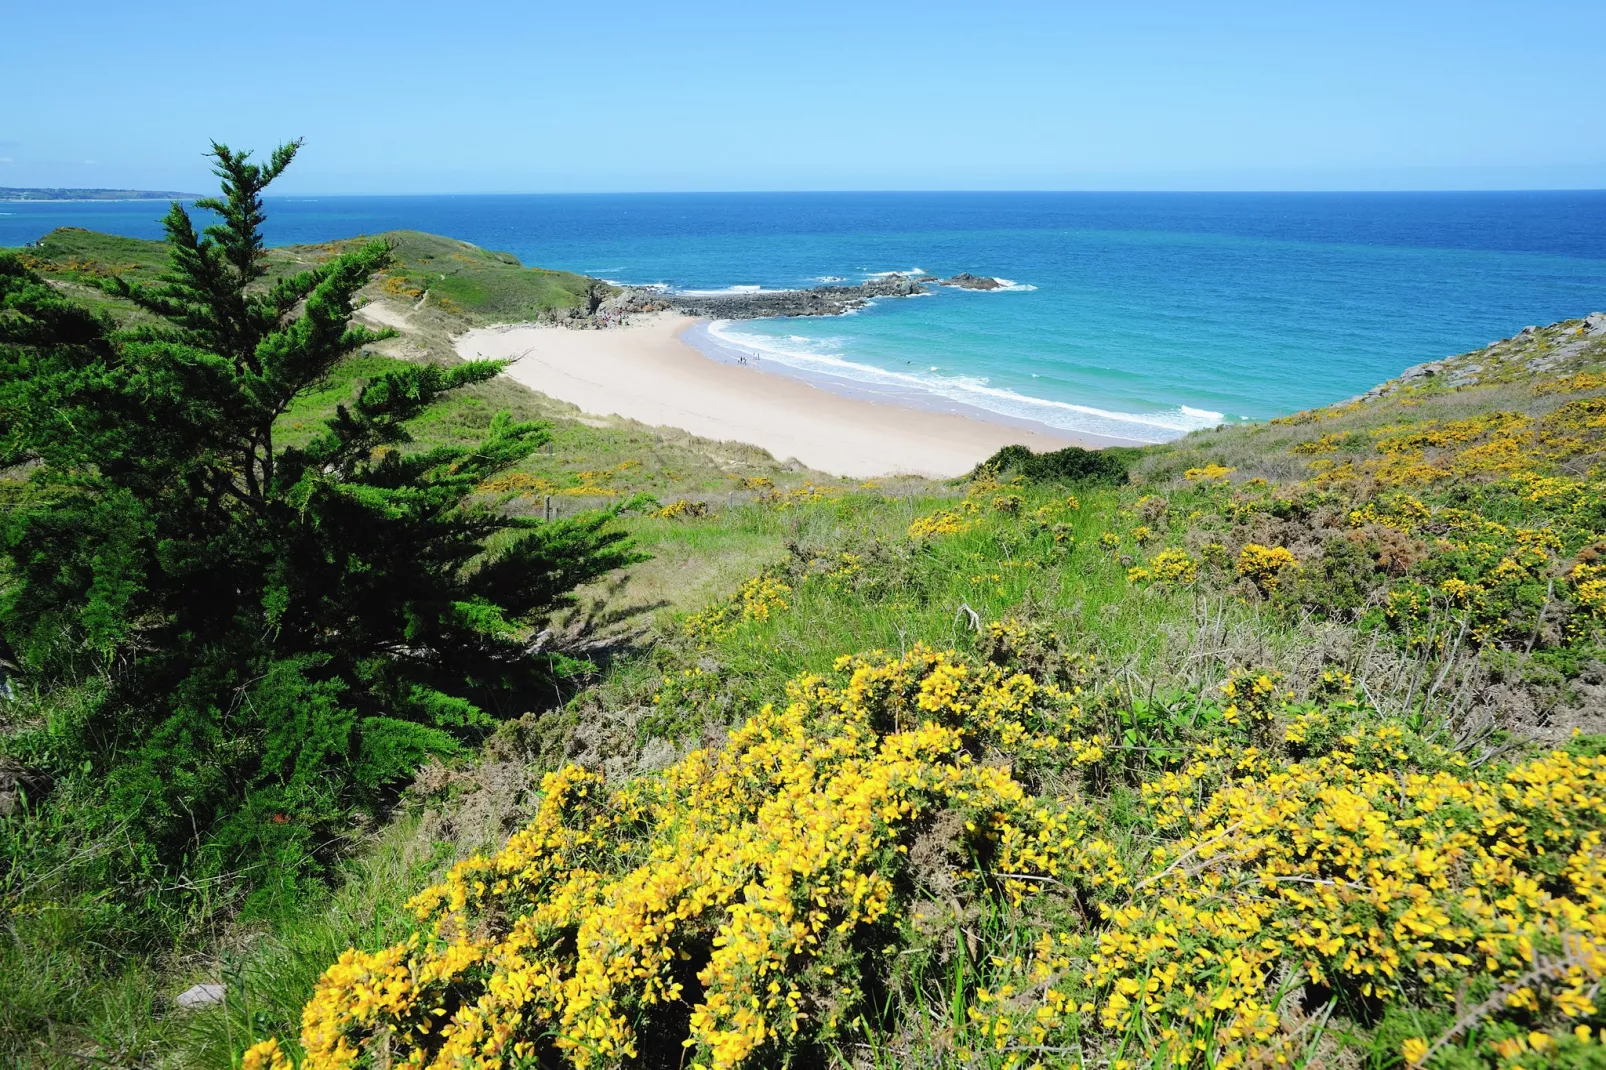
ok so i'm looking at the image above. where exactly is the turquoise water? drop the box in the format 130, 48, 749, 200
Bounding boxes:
5, 192, 1604, 441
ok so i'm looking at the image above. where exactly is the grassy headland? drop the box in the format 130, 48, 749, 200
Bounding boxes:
5, 221, 1606, 1069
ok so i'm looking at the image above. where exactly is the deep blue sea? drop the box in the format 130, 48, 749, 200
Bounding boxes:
6, 192, 1605, 442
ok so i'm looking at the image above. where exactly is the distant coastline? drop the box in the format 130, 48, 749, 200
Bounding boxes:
0, 187, 196, 202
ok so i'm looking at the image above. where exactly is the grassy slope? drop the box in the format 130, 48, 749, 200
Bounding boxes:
174, 321, 1606, 1069
9, 225, 600, 327
0, 230, 872, 1066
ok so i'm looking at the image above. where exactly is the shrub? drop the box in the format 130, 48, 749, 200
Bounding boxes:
683, 574, 792, 643
251, 646, 1105, 1070
907, 509, 971, 540
1236, 543, 1298, 593
653, 498, 710, 520
967, 443, 1133, 486
1183, 462, 1235, 481
258, 643, 1606, 1070
1132, 547, 1198, 586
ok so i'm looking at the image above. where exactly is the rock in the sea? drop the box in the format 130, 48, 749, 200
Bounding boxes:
176, 983, 226, 1009
660, 273, 931, 320
942, 272, 1004, 290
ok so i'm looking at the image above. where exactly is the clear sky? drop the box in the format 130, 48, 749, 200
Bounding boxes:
6, 0, 1604, 193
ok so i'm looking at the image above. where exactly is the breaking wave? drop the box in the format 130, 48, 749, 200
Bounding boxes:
703, 322, 1224, 443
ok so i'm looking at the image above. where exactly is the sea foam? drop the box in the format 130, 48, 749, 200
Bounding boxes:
676, 284, 791, 296
705, 321, 1223, 443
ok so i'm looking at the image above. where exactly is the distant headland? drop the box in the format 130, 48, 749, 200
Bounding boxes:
0, 187, 197, 202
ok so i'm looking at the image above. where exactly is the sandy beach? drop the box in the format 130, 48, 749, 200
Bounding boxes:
455, 314, 1119, 479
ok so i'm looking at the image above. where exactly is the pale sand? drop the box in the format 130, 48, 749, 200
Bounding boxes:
456, 314, 1117, 480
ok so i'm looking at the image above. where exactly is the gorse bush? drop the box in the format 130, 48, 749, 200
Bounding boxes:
0, 142, 639, 886
251, 636, 1606, 1070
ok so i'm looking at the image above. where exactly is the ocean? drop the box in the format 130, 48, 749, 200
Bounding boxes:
5, 191, 1605, 442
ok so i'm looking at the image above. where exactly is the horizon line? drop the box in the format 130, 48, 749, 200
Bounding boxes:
10, 186, 1606, 199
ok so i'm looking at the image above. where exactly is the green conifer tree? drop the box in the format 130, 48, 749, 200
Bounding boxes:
0, 141, 639, 879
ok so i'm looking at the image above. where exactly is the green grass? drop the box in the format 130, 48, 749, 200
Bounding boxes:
5, 226, 602, 343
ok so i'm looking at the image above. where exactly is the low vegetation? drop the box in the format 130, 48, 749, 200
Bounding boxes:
4, 147, 1606, 1069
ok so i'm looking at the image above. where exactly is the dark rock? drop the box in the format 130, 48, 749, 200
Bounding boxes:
656, 273, 932, 320
942, 272, 1004, 290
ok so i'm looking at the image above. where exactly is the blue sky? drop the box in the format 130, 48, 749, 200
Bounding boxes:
6, 0, 1604, 193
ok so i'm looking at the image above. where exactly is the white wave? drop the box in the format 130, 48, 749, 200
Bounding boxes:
863, 267, 925, 278
705, 321, 1225, 442
604, 279, 670, 291
677, 283, 794, 296
989, 277, 1039, 293
815, 275, 846, 282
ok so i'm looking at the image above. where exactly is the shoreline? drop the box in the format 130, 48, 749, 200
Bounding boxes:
679, 319, 1136, 446
457, 314, 1130, 479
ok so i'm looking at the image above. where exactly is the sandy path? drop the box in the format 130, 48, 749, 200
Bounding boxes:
456, 314, 1111, 479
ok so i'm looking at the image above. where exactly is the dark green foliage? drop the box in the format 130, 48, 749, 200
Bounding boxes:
967, 442, 1136, 486
1283, 534, 1382, 618
0, 142, 640, 883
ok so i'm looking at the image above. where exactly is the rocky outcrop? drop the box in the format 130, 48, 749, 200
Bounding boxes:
1352, 314, 1606, 402
578, 268, 1016, 326
652, 273, 929, 320
941, 272, 1004, 290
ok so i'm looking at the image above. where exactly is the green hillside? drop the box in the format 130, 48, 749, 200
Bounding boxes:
8, 226, 605, 343
196, 316, 1606, 1070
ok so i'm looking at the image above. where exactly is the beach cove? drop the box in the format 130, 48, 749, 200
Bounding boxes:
455, 313, 1115, 478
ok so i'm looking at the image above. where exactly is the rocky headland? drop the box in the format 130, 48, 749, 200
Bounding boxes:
1354, 312, 1606, 401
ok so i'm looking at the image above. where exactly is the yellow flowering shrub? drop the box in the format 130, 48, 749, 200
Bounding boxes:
991, 493, 1024, 515
756, 481, 838, 508
1235, 543, 1297, 592
261, 629, 1606, 1070
963, 706, 1606, 1069
565, 461, 642, 497
1129, 547, 1199, 586
907, 509, 970, 540
1184, 463, 1235, 481
683, 575, 792, 643
263, 646, 1109, 1070
475, 471, 559, 499
652, 498, 710, 520
1148, 548, 1199, 585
